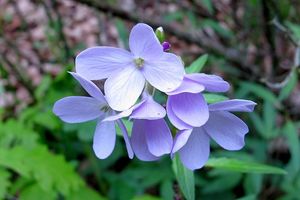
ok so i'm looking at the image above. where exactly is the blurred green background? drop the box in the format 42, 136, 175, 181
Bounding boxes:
0, 0, 300, 199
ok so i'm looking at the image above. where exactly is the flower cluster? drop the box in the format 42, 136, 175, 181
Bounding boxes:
53, 23, 256, 170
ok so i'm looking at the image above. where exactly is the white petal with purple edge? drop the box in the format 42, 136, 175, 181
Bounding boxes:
130, 96, 166, 120
166, 97, 193, 130
172, 129, 193, 154
186, 73, 230, 92
167, 76, 205, 95
142, 52, 184, 93
144, 119, 173, 156
131, 119, 159, 161
204, 111, 248, 150
53, 96, 103, 123
93, 120, 116, 159
209, 99, 256, 112
69, 72, 106, 102
129, 23, 163, 60
105, 66, 145, 111
170, 93, 209, 127
76, 47, 133, 80
178, 127, 210, 170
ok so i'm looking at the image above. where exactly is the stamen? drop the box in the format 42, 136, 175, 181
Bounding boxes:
134, 58, 144, 68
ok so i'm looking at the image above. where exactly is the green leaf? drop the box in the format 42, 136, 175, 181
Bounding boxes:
283, 121, 300, 178
115, 19, 129, 48
0, 146, 84, 196
239, 82, 278, 104
34, 76, 52, 100
19, 184, 56, 200
201, 0, 214, 14
285, 22, 300, 40
278, 71, 298, 101
0, 168, 11, 199
203, 93, 228, 104
132, 195, 161, 200
185, 54, 208, 74
205, 158, 287, 174
200, 19, 233, 38
66, 186, 107, 200
172, 154, 195, 200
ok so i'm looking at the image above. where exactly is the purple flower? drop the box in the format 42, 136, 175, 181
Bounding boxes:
172, 99, 256, 170
52, 72, 133, 159
75, 23, 185, 111
166, 73, 230, 130
104, 93, 173, 161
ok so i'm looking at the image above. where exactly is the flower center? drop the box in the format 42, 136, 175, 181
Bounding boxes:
100, 105, 110, 112
134, 58, 144, 68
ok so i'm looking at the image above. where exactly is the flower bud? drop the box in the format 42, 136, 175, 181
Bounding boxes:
155, 26, 165, 43
162, 41, 171, 51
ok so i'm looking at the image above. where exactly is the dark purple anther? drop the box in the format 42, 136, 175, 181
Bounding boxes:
162, 41, 171, 51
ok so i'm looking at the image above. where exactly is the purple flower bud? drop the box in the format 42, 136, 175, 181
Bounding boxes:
162, 41, 171, 51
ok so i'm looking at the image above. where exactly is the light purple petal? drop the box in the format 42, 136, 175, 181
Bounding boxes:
116, 119, 134, 159
93, 120, 116, 159
166, 76, 205, 95
102, 100, 146, 122
130, 96, 166, 120
178, 127, 210, 170
144, 119, 173, 156
170, 93, 209, 127
142, 52, 184, 93
166, 97, 193, 130
204, 111, 248, 150
209, 99, 256, 112
69, 72, 106, 102
131, 119, 159, 161
172, 129, 193, 154
186, 73, 230, 92
129, 23, 163, 60
105, 66, 145, 111
76, 47, 133, 80
53, 96, 103, 123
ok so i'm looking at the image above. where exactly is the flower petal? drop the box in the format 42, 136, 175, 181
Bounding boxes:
178, 127, 210, 170
131, 119, 159, 161
209, 99, 256, 112
166, 76, 205, 95
69, 72, 106, 102
129, 23, 163, 59
93, 120, 116, 159
143, 52, 184, 93
76, 47, 133, 80
170, 93, 209, 127
102, 100, 145, 122
186, 73, 230, 92
116, 119, 134, 159
105, 66, 145, 111
166, 97, 193, 130
204, 111, 248, 150
130, 96, 166, 120
144, 119, 173, 156
53, 96, 103, 123
172, 129, 193, 154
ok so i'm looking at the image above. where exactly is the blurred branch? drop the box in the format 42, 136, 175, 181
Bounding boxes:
261, 0, 278, 72
75, 0, 260, 78
271, 18, 299, 46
